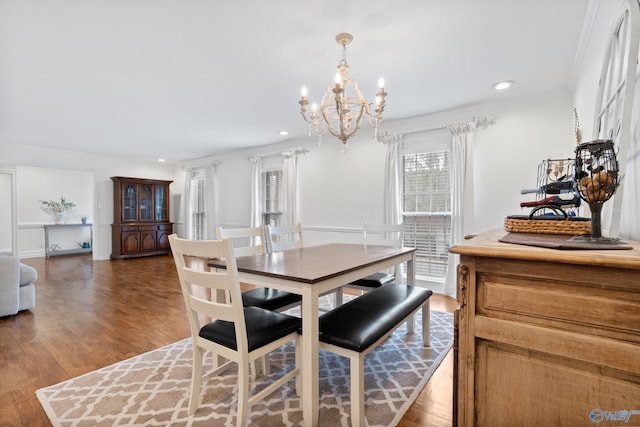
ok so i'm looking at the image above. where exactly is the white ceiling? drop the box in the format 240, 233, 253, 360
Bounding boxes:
0, 0, 592, 163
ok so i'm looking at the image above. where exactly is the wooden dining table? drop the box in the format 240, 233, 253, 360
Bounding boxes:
209, 242, 416, 427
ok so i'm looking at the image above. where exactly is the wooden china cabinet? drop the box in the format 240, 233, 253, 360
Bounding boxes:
111, 176, 173, 259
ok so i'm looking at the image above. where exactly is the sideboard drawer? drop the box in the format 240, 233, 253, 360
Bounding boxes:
477, 274, 640, 338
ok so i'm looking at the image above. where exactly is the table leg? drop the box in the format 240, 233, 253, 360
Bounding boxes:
333, 287, 343, 307
301, 288, 320, 427
406, 252, 416, 334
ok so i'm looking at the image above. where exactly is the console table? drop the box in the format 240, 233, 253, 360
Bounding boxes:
450, 230, 640, 426
44, 223, 93, 258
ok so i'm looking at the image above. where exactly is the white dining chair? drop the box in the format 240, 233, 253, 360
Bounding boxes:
217, 226, 302, 374
168, 235, 300, 425
345, 223, 404, 293
216, 226, 301, 312
265, 223, 304, 252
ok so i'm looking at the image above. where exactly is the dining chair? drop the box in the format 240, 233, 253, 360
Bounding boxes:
217, 227, 302, 375
168, 234, 301, 425
265, 223, 304, 252
216, 226, 302, 313
265, 223, 338, 312
345, 223, 405, 292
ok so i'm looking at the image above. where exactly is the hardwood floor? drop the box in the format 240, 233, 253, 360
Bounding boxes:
1, 254, 457, 426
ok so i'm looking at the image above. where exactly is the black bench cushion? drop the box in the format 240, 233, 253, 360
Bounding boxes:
199, 306, 301, 352
347, 272, 395, 289
319, 284, 432, 353
242, 287, 302, 311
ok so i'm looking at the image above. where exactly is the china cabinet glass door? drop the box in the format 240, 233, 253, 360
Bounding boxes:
123, 184, 137, 221
139, 184, 153, 221
155, 185, 168, 221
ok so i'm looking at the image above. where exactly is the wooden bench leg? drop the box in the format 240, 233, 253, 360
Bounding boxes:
406, 315, 415, 334
422, 299, 431, 347
350, 353, 366, 427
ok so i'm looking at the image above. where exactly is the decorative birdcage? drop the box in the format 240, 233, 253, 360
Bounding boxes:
573, 140, 619, 240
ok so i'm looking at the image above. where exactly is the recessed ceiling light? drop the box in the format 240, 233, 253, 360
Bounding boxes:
279, 130, 289, 136
493, 81, 514, 91
157, 158, 166, 162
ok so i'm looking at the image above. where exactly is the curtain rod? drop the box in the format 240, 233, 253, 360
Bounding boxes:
383, 115, 496, 138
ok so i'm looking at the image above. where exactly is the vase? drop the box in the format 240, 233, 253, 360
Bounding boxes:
55, 212, 64, 224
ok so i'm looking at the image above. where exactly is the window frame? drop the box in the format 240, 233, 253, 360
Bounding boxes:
189, 169, 207, 240
262, 169, 284, 227
400, 135, 452, 293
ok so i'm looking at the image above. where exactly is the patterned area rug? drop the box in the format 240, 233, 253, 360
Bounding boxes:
36, 297, 453, 427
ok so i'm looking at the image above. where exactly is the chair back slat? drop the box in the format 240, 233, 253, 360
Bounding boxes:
181, 266, 232, 292
188, 295, 235, 322
216, 226, 266, 257
363, 223, 404, 248
266, 223, 304, 252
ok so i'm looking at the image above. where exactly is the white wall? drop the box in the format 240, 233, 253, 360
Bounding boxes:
472, 92, 576, 232
203, 89, 574, 246
0, 143, 180, 259
0, 169, 14, 253
572, 0, 640, 241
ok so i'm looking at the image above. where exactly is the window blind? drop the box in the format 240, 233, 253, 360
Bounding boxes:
263, 170, 283, 226
402, 150, 452, 281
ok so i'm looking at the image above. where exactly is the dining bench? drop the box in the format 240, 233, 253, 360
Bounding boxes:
317, 284, 433, 427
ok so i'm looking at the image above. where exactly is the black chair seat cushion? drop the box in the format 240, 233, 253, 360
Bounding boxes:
319, 285, 433, 353
348, 272, 395, 289
242, 287, 302, 311
200, 306, 301, 352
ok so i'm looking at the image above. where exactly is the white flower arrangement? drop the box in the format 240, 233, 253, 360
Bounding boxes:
40, 196, 76, 223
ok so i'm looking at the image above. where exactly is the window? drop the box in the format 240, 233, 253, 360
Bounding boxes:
262, 170, 283, 226
190, 170, 206, 240
402, 151, 451, 282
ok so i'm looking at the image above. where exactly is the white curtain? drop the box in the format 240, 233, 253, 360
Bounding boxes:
444, 120, 477, 297
204, 163, 217, 239
249, 156, 262, 230
282, 147, 307, 226
183, 168, 194, 239
382, 133, 402, 225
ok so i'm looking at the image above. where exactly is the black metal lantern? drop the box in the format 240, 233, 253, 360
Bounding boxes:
573, 140, 619, 240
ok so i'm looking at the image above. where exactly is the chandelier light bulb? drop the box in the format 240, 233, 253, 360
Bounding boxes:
311, 103, 318, 112
378, 77, 385, 89
301, 86, 308, 97
334, 73, 341, 85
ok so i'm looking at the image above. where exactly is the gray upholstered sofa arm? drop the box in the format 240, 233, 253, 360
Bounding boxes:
0, 255, 37, 317
0, 256, 21, 316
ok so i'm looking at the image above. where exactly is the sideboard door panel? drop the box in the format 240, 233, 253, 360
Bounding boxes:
476, 341, 640, 427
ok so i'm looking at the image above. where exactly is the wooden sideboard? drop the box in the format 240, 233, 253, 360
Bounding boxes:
450, 230, 640, 427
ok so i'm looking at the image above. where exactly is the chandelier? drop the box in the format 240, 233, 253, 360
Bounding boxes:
299, 33, 387, 146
